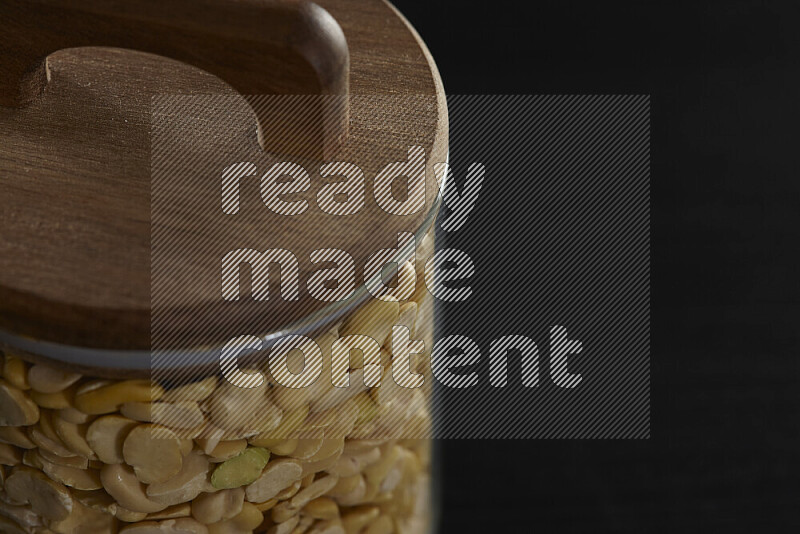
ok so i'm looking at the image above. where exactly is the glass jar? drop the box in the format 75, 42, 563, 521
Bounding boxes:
0, 1, 446, 532
0, 220, 439, 534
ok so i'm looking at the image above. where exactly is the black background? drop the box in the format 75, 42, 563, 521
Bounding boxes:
391, 0, 800, 532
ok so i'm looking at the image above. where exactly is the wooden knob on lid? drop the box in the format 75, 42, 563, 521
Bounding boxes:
0, 0, 350, 159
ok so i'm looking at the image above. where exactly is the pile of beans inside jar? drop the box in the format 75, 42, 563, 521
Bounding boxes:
0, 234, 435, 534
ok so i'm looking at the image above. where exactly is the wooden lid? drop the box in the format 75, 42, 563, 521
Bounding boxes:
0, 0, 447, 358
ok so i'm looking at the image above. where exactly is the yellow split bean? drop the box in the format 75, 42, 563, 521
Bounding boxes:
87, 415, 138, 464
146, 451, 211, 507
75, 380, 164, 415
340, 506, 380, 534
147, 503, 192, 520
303, 497, 339, 520
27, 365, 81, 394
0, 379, 39, 426
339, 300, 399, 350
0, 426, 36, 449
161, 377, 218, 403
3, 355, 30, 390
191, 488, 244, 524
6, 466, 73, 520
245, 459, 302, 503
207, 502, 262, 534
52, 415, 96, 460
100, 463, 167, 514
29, 386, 75, 410
0, 442, 22, 465
207, 439, 248, 463
249, 406, 309, 448
123, 424, 184, 484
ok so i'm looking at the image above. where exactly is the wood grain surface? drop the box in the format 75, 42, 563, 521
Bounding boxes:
0, 0, 448, 364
